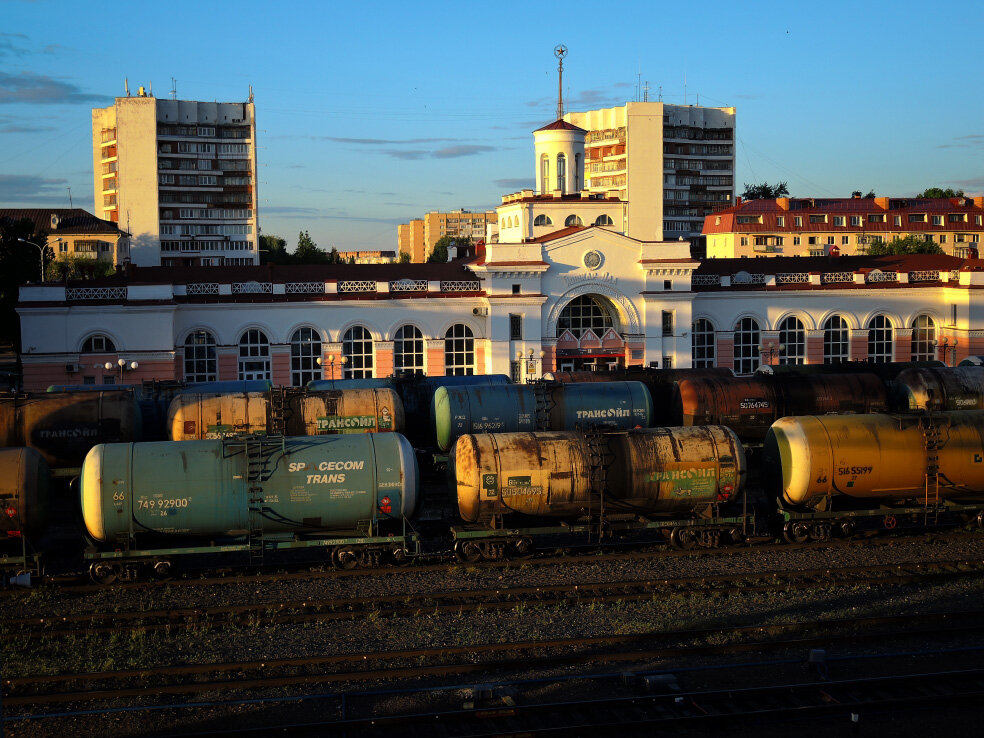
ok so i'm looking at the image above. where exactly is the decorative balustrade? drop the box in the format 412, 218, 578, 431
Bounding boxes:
338, 280, 377, 293
66, 286, 127, 300
389, 279, 428, 292
908, 270, 941, 282
232, 281, 273, 294
440, 280, 481, 292
949, 270, 961, 282
866, 271, 898, 283
285, 282, 326, 294
186, 282, 220, 295
691, 274, 721, 286
820, 272, 854, 284
776, 273, 810, 284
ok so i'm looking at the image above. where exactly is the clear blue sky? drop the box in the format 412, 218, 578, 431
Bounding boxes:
2, 0, 982, 252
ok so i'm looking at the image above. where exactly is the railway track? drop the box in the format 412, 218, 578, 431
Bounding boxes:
4, 610, 983, 711
4, 558, 983, 640
3, 529, 970, 595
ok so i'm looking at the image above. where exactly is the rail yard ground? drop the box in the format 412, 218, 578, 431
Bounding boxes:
2, 530, 984, 737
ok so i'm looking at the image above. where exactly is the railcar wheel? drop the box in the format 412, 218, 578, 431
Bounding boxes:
510, 537, 534, 558
838, 520, 857, 537
89, 562, 118, 585
390, 546, 410, 566
726, 527, 745, 545
976, 511, 984, 529
670, 527, 697, 550
333, 547, 359, 570
455, 541, 482, 563
152, 560, 173, 580
783, 522, 810, 544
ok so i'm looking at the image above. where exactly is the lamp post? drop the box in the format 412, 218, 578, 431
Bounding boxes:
325, 354, 348, 387
758, 341, 785, 366
933, 337, 958, 366
105, 359, 139, 384
17, 238, 47, 282
517, 349, 545, 381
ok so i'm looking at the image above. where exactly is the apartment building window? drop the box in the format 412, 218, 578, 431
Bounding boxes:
909, 214, 926, 223
931, 215, 943, 226
808, 236, 820, 245
827, 236, 835, 245
740, 237, 748, 246
794, 217, 802, 226
776, 216, 784, 227
894, 216, 902, 226
975, 216, 982, 226
59, 241, 68, 253
198, 160, 212, 170
793, 236, 801, 245
200, 175, 217, 185
849, 216, 861, 226
950, 214, 967, 222
810, 215, 826, 224
833, 216, 845, 226
198, 127, 215, 136
842, 236, 849, 245
509, 314, 522, 340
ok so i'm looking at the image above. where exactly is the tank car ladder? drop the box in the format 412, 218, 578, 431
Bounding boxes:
583, 428, 615, 542
241, 435, 288, 566
921, 417, 942, 527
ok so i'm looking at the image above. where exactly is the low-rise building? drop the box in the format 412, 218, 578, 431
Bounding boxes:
704, 196, 984, 258
0, 208, 130, 268
397, 210, 496, 262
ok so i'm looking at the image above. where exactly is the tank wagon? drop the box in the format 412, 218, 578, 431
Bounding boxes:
674, 373, 890, 442
167, 388, 404, 440
0, 447, 50, 575
0, 391, 142, 472
893, 366, 984, 412
759, 360, 944, 380
432, 381, 653, 452
450, 426, 749, 560
764, 411, 984, 542
81, 433, 419, 582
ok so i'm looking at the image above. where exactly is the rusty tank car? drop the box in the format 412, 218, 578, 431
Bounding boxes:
0, 391, 142, 470
0, 447, 50, 545
893, 366, 984, 412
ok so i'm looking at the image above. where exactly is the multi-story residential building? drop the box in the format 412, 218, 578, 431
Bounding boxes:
564, 102, 736, 244
0, 208, 130, 269
397, 210, 495, 262
91, 87, 258, 267
704, 196, 984, 259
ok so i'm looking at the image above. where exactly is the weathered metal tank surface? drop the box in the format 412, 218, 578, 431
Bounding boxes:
548, 381, 652, 431
542, 371, 610, 383
306, 378, 397, 392
0, 391, 142, 469
959, 356, 984, 367
763, 411, 984, 508
774, 373, 889, 415
167, 392, 268, 440
453, 432, 594, 522
81, 433, 418, 543
894, 366, 984, 411
0, 447, 50, 539
605, 426, 746, 512
289, 388, 404, 435
433, 385, 538, 452
762, 360, 943, 379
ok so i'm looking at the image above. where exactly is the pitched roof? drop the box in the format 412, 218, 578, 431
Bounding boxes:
694, 253, 967, 276
534, 119, 588, 133
0, 208, 126, 237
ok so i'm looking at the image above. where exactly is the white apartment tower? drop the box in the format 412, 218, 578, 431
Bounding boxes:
92, 88, 259, 267
565, 102, 736, 243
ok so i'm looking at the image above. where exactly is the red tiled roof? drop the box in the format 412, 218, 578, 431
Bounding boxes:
694, 253, 967, 276
534, 119, 588, 133
0, 208, 127, 237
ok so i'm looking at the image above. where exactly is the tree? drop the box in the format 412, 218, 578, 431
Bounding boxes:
916, 187, 964, 199
49, 256, 115, 281
294, 230, 329, 264
259, 234, 291, 264
398, 251, 412, 264
867, 235, 943, 256
852, 190, 876, 198
327, 246, 343, 264
0, 216, 54, 346
741, 181, 789, 200
427, 235, 471, 263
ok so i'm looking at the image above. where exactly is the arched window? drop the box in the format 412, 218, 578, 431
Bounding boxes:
556, 153, 566, 192
593, 214, 614, 226
910, 314, 936, 362
558, 295, 615, 338
565, 214, 583, 227
81, 334, 116, 353
394, 325, 425, 374
342, 326, 373, 378
533, 214, 553, 227
733, 317, 761, 375
540, 154, 549, 193
823, 315, 849, 363
238, 329, 270, 380
778, 316, 805, 365
867, 315, 894, 363
444, 324, 474, 375
574, 153, 581, 191
183, 330, 217, 382
290, 327, 322, 386
692, 319, 716, 368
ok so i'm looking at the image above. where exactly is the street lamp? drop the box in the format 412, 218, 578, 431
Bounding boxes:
17, 238, 47, 282
105, 358, 139, 383
932, 337, 958, 366
758, 341, 785, 365
325, 354, 348, 386
517, 349, 546, 380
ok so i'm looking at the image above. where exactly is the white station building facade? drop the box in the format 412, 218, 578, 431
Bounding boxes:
16, 110, 984, 390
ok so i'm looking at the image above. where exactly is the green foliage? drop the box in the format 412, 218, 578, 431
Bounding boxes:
0, 217, 54, 345
259, 234, 290, 264
916, 187, 964, 199
48, 256, 115, 281
852, 190, 876, 198
740, 181, 789, 200
294, 230, 329, 264
399, 251, 412, 263
867, 235, 944, 256
427, 234, 471, 263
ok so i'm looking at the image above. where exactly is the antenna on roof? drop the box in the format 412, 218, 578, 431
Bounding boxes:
643, 80, 650, 102
554, 44, 568, 120
170, 77, 177, 100
124, 78, 129, 97
248, 85, 254, 103
67, 187, 72, 208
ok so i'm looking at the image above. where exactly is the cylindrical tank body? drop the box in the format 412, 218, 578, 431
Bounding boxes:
0, 391, 142, 469
288, 388, 404, 435
433, 385, 538, 452
893, 366, 984, 412
773, 373, 890, 415
453, 432, 594, 522
81, 433, 418, 543
542, 371, 610, 383
764, 411, 984, 508
547, 381, 652, 431
400, 374, 512, 419
605, 426, 745, 513
762, 361, 943, 379
168, 392, 268, 440
180, 380, 273, 394
307, 378, 397, 392
959, 356, 984, 367
0, 447, 50, 540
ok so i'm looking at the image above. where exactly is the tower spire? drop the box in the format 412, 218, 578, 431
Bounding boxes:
554, 44, 568, 120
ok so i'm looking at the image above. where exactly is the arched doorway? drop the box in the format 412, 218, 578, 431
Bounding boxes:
555, 294, 623, 371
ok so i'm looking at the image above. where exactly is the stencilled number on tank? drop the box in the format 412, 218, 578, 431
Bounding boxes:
112, 492, 125, 502
815, 474, 828, 484
137, 498, 190, 511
